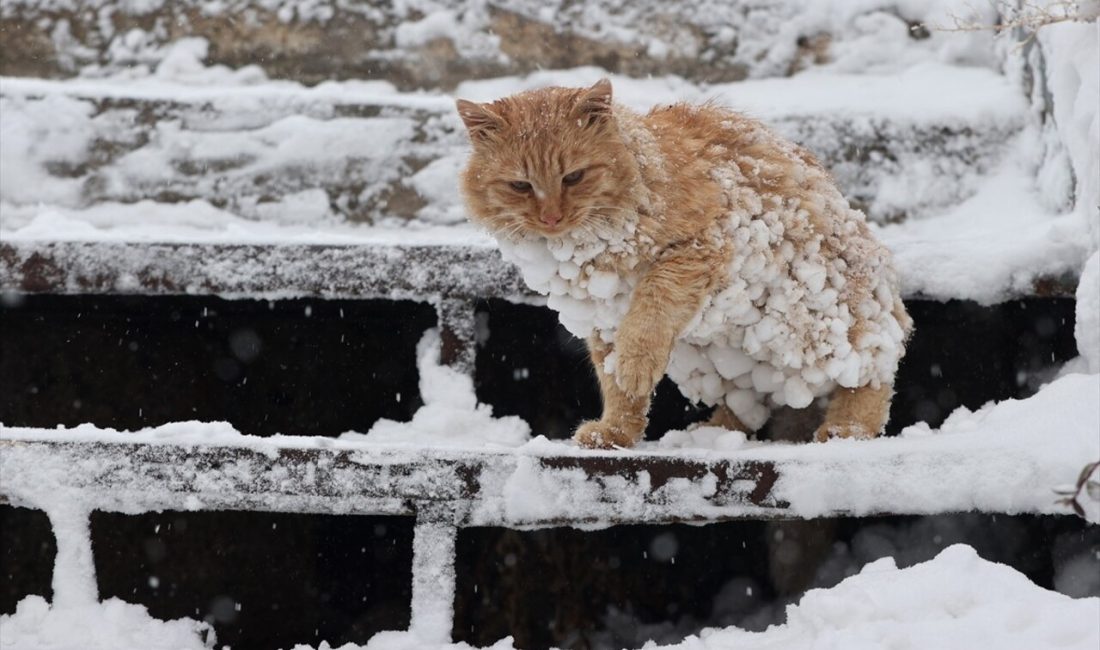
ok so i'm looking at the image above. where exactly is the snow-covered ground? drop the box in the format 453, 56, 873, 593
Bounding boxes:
3, 545, 1096, 650
0, 597, 214, 650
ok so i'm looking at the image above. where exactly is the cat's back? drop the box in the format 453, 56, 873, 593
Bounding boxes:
640, 101, 837, 224
642, 102, 745, 172
645, 101, 816, 163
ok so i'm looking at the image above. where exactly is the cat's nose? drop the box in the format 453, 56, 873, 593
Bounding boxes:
540, 212, 562, 226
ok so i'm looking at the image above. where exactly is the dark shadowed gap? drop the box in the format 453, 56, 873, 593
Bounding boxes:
0, 295, 435, 435
889, 299, 1078, 432
0, 506, 56, 613
453, 515, 1099, 650
475, 298, 1079, 439
90, 511, 414, 650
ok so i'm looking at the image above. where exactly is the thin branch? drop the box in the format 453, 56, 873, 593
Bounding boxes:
1054, 460, 1100, 520
917, 0, 1098, 46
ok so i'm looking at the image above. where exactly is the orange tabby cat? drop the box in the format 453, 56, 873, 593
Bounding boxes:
457, 79, 912, 449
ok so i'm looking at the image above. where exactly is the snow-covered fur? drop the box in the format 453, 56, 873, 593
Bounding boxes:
457, 80, 912, 448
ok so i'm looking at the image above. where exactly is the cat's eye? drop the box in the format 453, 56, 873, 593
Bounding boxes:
562, 169, 585, 186
509, 181, 532, 192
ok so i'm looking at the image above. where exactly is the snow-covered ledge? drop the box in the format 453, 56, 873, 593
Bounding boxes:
3, 373, 1097, 526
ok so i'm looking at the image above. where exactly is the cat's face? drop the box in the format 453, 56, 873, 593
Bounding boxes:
456, 79, 637, 240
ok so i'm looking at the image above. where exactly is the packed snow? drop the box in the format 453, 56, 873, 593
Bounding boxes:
1078, 252, 1100, 373
654, 544, 1099, 650
0, 596, 215, 650
4, 372, 1097, 523
340, 328, 530, 448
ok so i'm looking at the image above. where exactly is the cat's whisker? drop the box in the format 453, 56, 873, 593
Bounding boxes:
582, 205, 635, 213
578, 212, 619, 240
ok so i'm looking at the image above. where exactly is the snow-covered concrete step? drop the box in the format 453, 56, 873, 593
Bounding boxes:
0, 64, 1026, 228
0, 238, 528, 302
0, 434, 786, 526
0, 235, 1078, 306
2, 379, 1096, 525
0, 0, 908, 88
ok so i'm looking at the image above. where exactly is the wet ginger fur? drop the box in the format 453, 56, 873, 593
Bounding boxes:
457, 79, 912, 449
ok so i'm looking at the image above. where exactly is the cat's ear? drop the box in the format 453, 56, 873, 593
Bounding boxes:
572, 78, 613, 127
456, 99, 505, 141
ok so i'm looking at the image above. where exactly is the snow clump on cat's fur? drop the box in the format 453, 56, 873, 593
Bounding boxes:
498, 109, 909, 431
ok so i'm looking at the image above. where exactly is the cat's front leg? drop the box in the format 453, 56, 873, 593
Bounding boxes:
613, 319, 676, 399
574, 337, 650, 448
613, 246, 718, 399
814, 383, 894, 441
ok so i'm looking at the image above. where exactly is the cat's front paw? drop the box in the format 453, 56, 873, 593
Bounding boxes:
573, 419, 643, 449
813, 422, 875, 442
614, 347, 667, 398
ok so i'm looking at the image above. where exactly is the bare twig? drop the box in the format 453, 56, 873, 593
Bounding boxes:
1054, 460, 1100, 519
917, 0, 1099, 46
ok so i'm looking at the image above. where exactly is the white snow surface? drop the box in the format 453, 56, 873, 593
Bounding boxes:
0, 201, 498, 247
8, 0, 1005, 82
340, 328, 530, 448
4, 372, 1097, 521
1037, 20, 1100, 251
537, 372, 1099, 523
1078, 252, 1100, 374
878, 158, 1092, 302
287, 545, 1098, 650
451, 62, 1026, 123
0, 596, 214, 650
653, 544, 1099, 650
